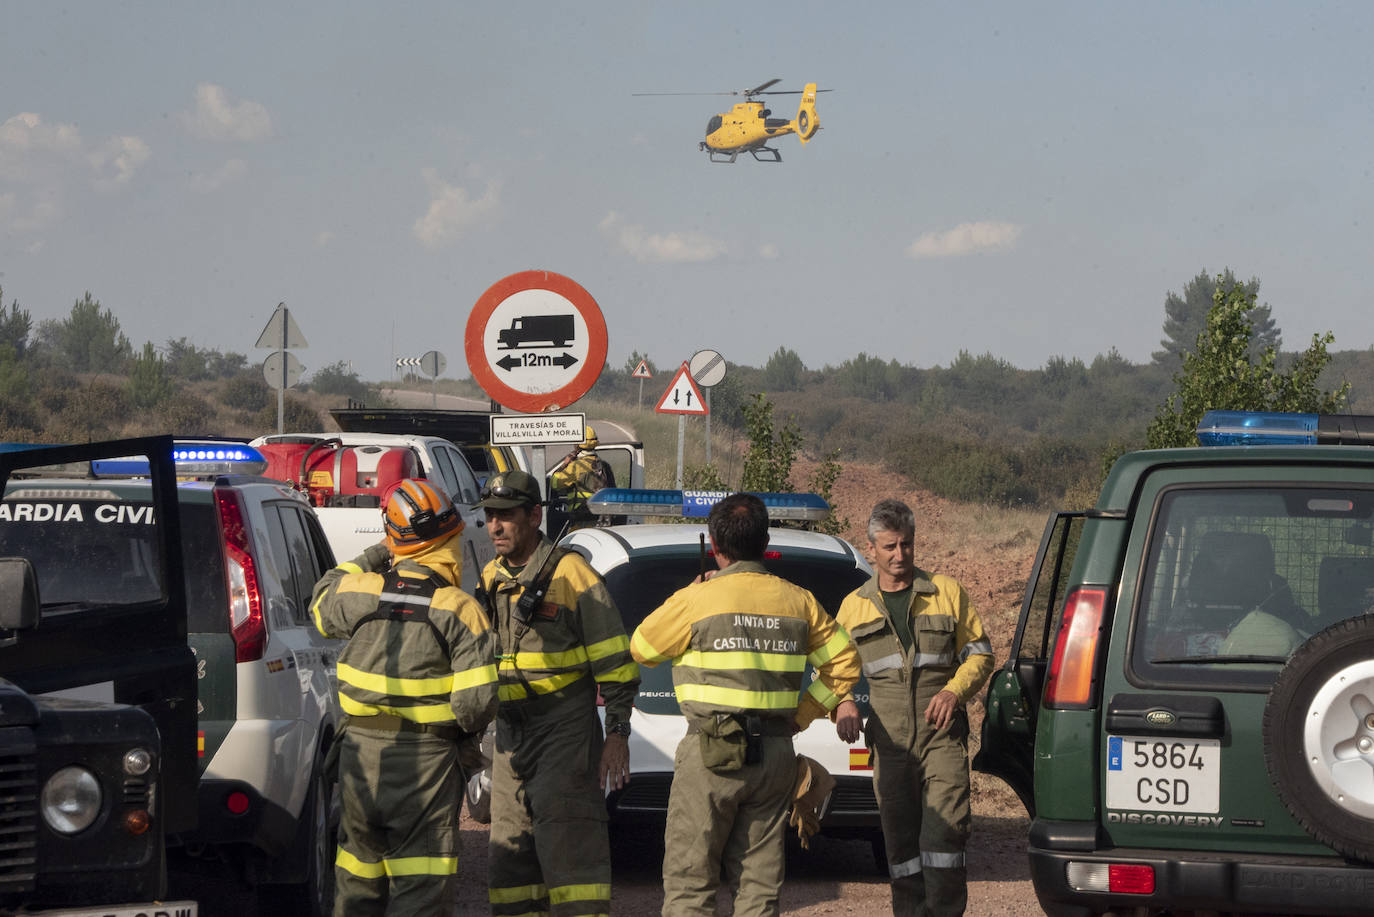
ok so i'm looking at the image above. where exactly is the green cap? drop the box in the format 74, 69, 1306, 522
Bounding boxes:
476, 470, 542, 509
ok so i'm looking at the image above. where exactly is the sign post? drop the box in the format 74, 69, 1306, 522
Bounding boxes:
397, 350, 448, 407
655, 362, 709, 489
466, 271, 608, 531
255, 302, 308, 434
632, 358, 652, 412
689, 349, 727, 466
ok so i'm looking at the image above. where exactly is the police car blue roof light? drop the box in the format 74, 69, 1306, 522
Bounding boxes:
1196, 411, 1319, 446
1196, 411, 1374, 447
92, 441, 269, 478
588, 488, 830, 522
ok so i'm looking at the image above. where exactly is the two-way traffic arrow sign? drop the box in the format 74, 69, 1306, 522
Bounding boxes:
655, 362, 709, 416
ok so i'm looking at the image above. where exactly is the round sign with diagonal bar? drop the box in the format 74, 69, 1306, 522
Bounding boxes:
689, 349, 726, 387
465, 270, 608, 413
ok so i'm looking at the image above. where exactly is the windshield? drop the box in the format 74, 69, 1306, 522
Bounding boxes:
1133, 486, 1374, 686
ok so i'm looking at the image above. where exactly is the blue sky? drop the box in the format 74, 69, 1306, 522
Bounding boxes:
2, 2, 1372, 384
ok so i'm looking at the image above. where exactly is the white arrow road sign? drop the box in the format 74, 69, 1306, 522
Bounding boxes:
656, 362, 709, 416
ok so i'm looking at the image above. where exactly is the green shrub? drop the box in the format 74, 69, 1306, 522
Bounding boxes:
223, 373, 271, 412
157, 391, 216, 434
55, 381, 128, 441
256, 396, 320, 432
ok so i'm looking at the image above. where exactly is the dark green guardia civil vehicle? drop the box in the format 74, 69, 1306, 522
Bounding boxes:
976, 411, 1374, 917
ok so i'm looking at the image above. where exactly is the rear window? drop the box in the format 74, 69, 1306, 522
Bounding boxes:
1132, 485, 1374, 688
600, 551, 870, 716
602, 554, 866, 632
0, 495, 226, 631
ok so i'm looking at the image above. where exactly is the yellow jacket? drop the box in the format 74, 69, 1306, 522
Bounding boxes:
480, 538, 639, 730
630, 560, 860, 730
310, 535, 499, 733
836, 570, 993, 705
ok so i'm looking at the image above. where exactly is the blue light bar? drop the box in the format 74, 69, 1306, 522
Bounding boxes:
1196, 411, 1319, 446
92, 441, 268, 478
588, 488, 830, 522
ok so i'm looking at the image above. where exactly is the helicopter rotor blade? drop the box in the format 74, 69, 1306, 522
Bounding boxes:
753, 88, 835, 96
630, 90, 740, 96
741, 79, 785, 96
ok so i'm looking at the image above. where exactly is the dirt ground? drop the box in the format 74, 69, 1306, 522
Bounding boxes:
452, 461, 1043, 914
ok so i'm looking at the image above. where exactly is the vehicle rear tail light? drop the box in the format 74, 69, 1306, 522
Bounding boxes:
1109, 864, 1156, 894
1066, 861, 1155, 894
215, 487, 265, 663
1044, 586, 1107, 709
225, 790, 251, 816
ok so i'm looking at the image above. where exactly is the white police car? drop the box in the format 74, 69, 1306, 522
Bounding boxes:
564, 489, 881, 848
0, 442, 342, 916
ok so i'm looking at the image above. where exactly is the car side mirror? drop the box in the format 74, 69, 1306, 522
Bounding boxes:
0, 558, 40, 631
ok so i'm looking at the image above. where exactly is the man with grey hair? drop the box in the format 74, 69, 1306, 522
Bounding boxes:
833, 498, 994, 916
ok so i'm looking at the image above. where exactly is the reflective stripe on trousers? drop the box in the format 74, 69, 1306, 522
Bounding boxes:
889, 849, 967, 877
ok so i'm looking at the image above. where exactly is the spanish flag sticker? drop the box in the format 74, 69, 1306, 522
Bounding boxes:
197, 731, 205, 757
849, 748, 872, 771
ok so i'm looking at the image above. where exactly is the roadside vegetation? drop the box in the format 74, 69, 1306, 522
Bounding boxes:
1, 267, 1366, 513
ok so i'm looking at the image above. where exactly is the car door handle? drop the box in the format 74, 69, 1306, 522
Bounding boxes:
1105, 693, 1226, 739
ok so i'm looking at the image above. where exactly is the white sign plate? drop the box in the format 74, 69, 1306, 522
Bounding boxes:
262, 351, 303, 390
656, 362, 709, 416
490, 413, 587, 446
1105, 735, 1220, 814
255, 302, 307, 349
689, 349, 726, 387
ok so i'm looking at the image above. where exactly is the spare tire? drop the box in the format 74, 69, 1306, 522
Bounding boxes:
1263, 615, 1374, 862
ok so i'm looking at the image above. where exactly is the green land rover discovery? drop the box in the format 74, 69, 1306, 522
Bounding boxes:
976, 410, 1374, 917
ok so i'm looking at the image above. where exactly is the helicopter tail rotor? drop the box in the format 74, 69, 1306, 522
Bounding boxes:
795, 83, 820, 142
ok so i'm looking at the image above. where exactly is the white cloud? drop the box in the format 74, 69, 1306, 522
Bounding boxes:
182, 83, 272, 142
188, 158, 247, 193
907, 221, 1023, 258
0, 112, 82, 166
0, 111, 150, 204
599, 212, 727, 263
315, 230, 335, 247
412, 169, 501, 249
758, 242, 780, 259
0, 190, 60, 234
89, 135, 151, 189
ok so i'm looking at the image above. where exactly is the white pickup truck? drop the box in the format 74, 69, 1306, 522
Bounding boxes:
248, 432, 496, 593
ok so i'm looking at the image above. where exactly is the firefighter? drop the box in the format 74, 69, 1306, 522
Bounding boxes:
311, 478, 498, 917
630, 493, 860, 917
547, 426, 615, 531
833, 499, 994, 917
476, 470, 640, 917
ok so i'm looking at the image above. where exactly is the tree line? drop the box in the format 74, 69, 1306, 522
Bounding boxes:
590, 269, 1357, 508
0, 288, 380, 442
1, 269, 1360, 508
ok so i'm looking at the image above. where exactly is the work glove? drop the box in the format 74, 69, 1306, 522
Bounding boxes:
788, 754, 836, 850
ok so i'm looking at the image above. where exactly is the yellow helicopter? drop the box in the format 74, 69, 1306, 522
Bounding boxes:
634, 79, 827, 162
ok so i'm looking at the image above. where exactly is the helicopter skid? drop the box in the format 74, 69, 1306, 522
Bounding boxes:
704, 146, 781, 163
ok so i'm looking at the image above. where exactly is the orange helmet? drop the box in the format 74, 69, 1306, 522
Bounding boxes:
383, 479, 464, 555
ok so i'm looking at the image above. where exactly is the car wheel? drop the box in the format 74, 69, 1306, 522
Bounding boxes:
1264, 615, 1374, 862
465, 725, 495, 824
277, 749, 337, 917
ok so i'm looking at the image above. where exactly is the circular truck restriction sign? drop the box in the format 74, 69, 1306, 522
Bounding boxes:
465, 271, 608, 413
